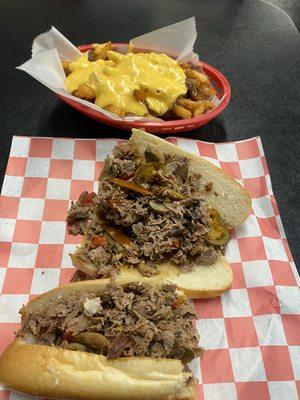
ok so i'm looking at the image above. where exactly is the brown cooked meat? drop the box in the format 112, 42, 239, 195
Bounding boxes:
67, 191, 97, 235
67, 142, 228, 279
17, 282, 202, 363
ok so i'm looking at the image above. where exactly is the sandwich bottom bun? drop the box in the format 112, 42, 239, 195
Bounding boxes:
0, 339, 195, 400
72, 249, 233, 299
118, 256, 233, 298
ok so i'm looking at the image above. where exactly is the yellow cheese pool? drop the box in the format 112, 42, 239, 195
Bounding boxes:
65, 50, 187, 116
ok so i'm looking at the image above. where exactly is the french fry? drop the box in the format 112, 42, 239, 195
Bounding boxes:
128, 42, 135, 53
193, 103, 205, 117
186, 77, 216, 101
93, 41, 112, 60
199, 85, 216, 98
144, 113, 158, 120
133, 88, 149, 101
177, 98, 202, 111
105, 105, 126, 117
105, 60, 115, 67
172, 104, 192, 119
185, 69, 208, 83
203, 100, 214, 111
73, 84, 96, 102
179, 62, 191, 71
61, 61, 70, 76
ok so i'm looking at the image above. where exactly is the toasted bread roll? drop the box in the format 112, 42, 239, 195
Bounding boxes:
0, 340, 194, 400
71, 250, 233, 299
69, 129, 250, 298
0, 280, 197, 400
129, 129, 251, 228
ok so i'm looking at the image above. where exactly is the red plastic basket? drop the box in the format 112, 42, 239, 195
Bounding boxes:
58, 43, 231, 134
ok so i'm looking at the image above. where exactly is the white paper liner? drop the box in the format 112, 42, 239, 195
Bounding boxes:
17, 17, 222, 122
31, 26, 82, 60
131, 17, 198, 62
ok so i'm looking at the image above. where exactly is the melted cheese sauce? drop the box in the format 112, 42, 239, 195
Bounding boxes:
65, 51, 187, 116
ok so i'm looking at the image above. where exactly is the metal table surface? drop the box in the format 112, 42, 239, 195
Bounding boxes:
0, 0, 299, 270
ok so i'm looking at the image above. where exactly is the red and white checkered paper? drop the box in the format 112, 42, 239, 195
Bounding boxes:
0, 135, 299, 400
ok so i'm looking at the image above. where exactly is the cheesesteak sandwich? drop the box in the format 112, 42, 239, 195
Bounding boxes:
0, 280, 201, 400
67, 129, 251, 298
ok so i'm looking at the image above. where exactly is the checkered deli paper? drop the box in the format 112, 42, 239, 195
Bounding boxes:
0, 135, 299, 400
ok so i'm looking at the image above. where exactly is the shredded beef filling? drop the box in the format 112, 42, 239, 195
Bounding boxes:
67, 191, 97, 235
67, 142, 228, 279
18, 282, 202, 363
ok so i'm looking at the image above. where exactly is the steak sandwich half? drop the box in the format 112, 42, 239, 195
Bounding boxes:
0, 280, 201, 400
68, 129, 251, 298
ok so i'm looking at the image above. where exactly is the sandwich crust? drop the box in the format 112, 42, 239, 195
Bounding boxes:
129, 129, 251, 228
0, 339, 195, 400
71, 250, 233, 299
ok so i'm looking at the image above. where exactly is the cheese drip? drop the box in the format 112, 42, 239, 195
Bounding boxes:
66, 50, 187, 116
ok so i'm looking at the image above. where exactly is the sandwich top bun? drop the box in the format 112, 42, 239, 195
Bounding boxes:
129, 129, 251, 228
